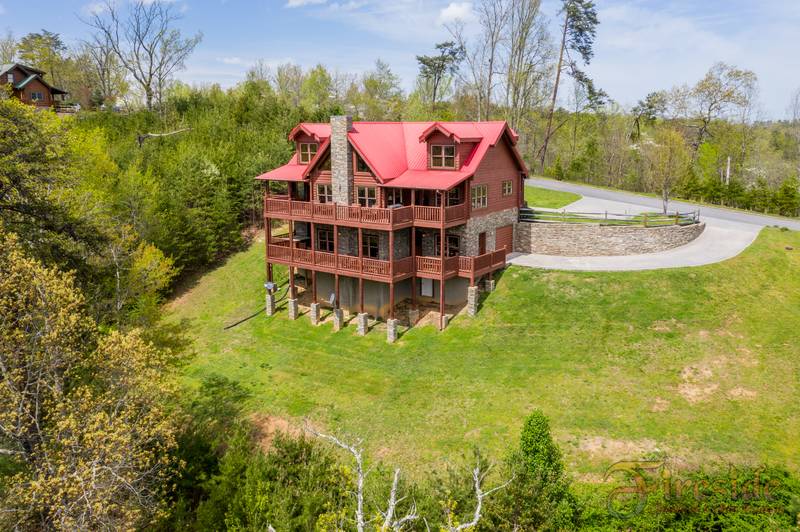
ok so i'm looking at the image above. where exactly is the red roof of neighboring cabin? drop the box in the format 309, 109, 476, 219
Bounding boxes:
255, 121, 527, 190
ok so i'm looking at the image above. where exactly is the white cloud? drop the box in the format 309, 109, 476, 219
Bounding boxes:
218, 56, 246, 65
286, 0, 327, 8
81, 2, 107, 16
438, 2, 473, 25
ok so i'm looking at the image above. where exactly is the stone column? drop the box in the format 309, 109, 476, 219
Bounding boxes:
408, 308, 420, 326
333, 308, 344, 331
356, 313, 368, 336
441, 314, 450, 329
386, 319, 399, 343
330, 115, 353, 205
467, 286, 479, 317
310, 303, 321, 325
287, 298, 299, 320
485, 279, 496, 292
265, 293, 276, 316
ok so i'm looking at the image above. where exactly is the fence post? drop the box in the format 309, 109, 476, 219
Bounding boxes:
675, 211, 679, 225
643, 212, 648, 227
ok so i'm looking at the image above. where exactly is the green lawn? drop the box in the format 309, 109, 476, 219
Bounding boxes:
168, 229, 800, 480
524, 184, 581, 209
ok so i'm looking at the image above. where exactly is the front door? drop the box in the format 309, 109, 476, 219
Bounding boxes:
478, 232, 486, 255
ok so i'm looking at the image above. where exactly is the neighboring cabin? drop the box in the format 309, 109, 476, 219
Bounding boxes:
258, 116, 528, 330
0, 63, 68, 108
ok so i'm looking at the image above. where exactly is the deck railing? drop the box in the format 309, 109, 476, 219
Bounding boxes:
265, 198, 467, 226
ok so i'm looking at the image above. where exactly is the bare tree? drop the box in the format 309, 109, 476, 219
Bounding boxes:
443, 458, 513, 532
0, 30, 16, 63
85, 0, 202, 110
81, 35, 128, 106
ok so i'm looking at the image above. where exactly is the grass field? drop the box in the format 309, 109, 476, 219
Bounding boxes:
168, 228, 800, 480
524, 184, 581, 208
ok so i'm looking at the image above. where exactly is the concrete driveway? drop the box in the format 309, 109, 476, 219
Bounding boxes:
508, 179, 786, 272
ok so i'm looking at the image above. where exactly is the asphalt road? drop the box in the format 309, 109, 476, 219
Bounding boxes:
526, 177, 800, 231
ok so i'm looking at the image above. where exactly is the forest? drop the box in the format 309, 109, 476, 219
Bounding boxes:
2, 0, 800, 529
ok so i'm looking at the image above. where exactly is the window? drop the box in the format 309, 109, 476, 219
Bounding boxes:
6, 73, 13, 83
448, 187, 462, 205
471, 184, 488, 209
317, 228, 334, 253
30, 92, 44, 102
299, 143, 318, 164
386, 188, 403, 206
502, 180, 513, 196
362, 233, 380, 258
430, 145, 456, 169
317, 184, 333, 203
355, 153, 370, 173
434, 234, 461, 257
320, 155, 331, 172
357, 186, 377, 207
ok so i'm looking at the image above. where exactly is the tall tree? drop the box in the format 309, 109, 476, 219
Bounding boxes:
358, 59, 403, 120
299, 63, 333, 111
644, 128, 690, 213
17, 30, 67, 85
81, 35, 129, 106
86, 0, 202, 110
539, 0, 600, 173
0, 30, 16, 63
416, 41, 465, 110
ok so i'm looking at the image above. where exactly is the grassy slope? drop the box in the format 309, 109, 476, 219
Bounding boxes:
524, 184, 581, 209
168, 229, 800, 478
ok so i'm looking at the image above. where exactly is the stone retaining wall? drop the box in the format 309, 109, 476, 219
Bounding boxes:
515, 222, 705, 256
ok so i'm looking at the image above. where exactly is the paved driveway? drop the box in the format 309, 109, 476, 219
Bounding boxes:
508, 179, 787, 272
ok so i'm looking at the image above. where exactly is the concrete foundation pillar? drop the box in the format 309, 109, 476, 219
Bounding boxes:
333, 308, 344, 331
467, 286, 479, 317
310, 303, 321, 325
485, 279, 496, 292
441, 314, 450, 329
356, 313, 368, 336
387, 319, 399, 343
287, 298, 299, 320
408, 308, 420, 326
265, 293, 276, 317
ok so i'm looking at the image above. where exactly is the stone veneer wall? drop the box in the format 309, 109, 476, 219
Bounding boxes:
515, 222, 706, 256
330, 115, 353, 205
453, 207, 519, 256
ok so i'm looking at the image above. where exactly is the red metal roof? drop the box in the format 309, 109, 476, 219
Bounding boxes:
256, 120, 527, 189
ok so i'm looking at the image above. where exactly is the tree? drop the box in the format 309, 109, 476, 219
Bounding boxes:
416, 41, 465, 110
539, 0, 601, 173
0, 231, 179, 530
86, 0, 202, 110
299, 63, 333, 111
774, 176, 800, 217
17, 30, 67, 86
81, 35, 129, 106
630, 91, 668, 141
644, 128, 691, 213
0, 30, 16, 63
358, 59, 403, 120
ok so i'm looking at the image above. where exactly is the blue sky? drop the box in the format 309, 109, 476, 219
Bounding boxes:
2, 0, 799, 118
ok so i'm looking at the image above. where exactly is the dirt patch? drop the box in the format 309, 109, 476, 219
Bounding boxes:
578, 436, 662, 460
651, 397, 670, 412
677, 364, 719, 403
650, 318, 684, 333
735, 347, 759, 367
251, 414, 302, 452
697, 330, 711, 339
727, 387, 757, 400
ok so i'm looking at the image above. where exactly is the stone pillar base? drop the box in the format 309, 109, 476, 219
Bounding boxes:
467, 286, 479, 317
310, 303, 321, 325
441, 314, 450, 329
265, 293, 276, 316
356, 313, 368, 336
387, 319, 398, 343
408, 308, 420, 326
287, 298, 299, 320
485, 279, 496, 292
332, 308, 344, 331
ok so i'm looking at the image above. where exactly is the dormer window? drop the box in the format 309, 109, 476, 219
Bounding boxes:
355, 153, 370, 173
299, 143, 318, 164
431, 145, 456, 169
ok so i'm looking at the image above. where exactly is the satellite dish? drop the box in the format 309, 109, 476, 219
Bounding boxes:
264, 282, 276, 292
328, 292, 337, 306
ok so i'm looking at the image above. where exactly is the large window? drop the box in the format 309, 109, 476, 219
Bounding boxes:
357, 186, 377, 207
362, 233, 380, 258
434, 234, 461, 257
448, 187, 462, 205
471, 184, 488, 209
430, 145, 456, 169
30, 92, 44, 102
299, 143, 318, 164
317, 228, 334, 253
386, 188, 403, 206
502, 180, 513, 196
317, 184, 333, 203
355, 153, 371, 173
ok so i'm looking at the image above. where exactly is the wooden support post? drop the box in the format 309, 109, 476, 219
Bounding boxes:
289, 266, 295, 299
439, 191, 446, 331
335, 274, 340, 310
312, 270, 317, 303
359, 277, 364, 314
411, 226, 417, 308
389, 282, 395, 320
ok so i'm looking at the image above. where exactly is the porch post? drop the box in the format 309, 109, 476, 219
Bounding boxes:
439, 191, 446, 331
411, 226, 417, 308
389, 282, 395, 320
359, 278, 364, 314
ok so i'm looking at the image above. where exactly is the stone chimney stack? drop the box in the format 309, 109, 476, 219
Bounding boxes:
330, 115, 353, 205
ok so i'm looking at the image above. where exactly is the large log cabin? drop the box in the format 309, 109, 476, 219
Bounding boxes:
1, 63, 68, 108
258, 116, 528, 331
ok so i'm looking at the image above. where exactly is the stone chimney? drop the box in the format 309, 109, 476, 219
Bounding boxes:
330, 115, 353, 205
